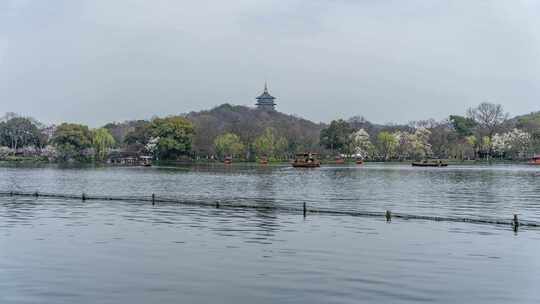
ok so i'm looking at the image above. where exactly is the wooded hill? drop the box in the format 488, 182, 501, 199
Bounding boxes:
513, 111, 540, 134
2, 102, 539, 162
186, 104, 324, 159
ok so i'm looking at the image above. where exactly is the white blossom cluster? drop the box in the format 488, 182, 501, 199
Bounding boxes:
492, 128, 532, 157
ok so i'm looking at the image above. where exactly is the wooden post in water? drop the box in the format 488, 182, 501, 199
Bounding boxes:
513, 214, 519, 232
82, 193, 86, 201
216, 201, 220, 209
303, 202, 307, 217
385, 210, 392, 222
152, 193, 155, 205
34, 191, 39, 198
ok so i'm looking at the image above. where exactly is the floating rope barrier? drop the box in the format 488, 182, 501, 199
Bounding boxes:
0, 190, 537, 229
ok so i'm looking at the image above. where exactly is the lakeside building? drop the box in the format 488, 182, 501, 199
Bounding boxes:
255, 83, 276, 111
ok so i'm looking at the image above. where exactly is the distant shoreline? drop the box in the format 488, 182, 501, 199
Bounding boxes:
0, 158, 534, 167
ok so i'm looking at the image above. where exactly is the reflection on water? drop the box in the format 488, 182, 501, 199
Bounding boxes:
1, 164, 540, 303
1, 196, 540, 303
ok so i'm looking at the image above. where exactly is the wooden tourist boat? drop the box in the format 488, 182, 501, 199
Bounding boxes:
259, 157, 269, 165
412, 160, 448, 167
355, 158, 364, 165
140, 156, 153, 167
108, 153, 152, 167
292, 153, 321, 168
529, 155, 540, 165
224, 156, 233, 165
334, 156, 345, 164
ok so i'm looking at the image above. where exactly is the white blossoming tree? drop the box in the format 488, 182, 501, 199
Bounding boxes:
392, 128, 432, 160
412, 127, 433, 159
350, 129, 373, 159
145, 137, 159, 158
492, 129, 531, 159
393, 131, 414, 160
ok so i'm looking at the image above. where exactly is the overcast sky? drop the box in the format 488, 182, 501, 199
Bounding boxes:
1, 0, 539, 126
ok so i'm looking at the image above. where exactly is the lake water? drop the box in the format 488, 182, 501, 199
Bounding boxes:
1, 163, 539, 303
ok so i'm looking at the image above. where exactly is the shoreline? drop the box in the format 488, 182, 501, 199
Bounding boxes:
0, 158, 536, 167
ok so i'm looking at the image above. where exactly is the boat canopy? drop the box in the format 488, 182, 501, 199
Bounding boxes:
296, 152, 318, 156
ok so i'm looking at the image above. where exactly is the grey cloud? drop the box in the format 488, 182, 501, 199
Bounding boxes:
1, 0, 539, 126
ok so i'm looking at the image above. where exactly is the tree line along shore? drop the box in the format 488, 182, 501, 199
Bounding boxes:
1, 102, 539, 164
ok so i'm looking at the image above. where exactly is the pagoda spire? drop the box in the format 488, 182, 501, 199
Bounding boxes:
255, 81, 276, 111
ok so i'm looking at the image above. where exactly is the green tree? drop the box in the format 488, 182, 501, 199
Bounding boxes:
52, 123, 93, 161
274, 136, 288, 160
0, 116, 43, 150
479, 136, 492, 159
214, 133, 245, 159
449, 115, 477, 138
123, 121, 153, 154
320, 119, 353, 155
516, 112, 540, 153
376, 131, 397, 161
151, 116, 195, 160
92, 128, 116, 161
254, 127, 288, 160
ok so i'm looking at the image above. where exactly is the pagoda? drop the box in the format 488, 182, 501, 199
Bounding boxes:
255, 82, 276, 111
